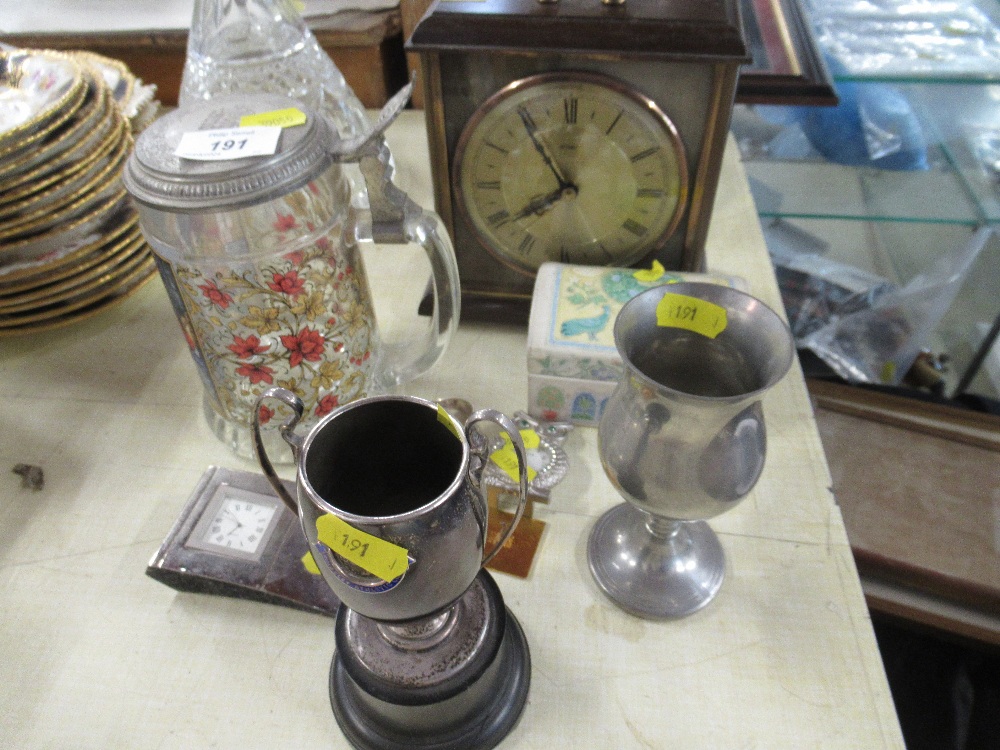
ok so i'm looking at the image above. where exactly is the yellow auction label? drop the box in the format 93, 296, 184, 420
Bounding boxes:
301, 550, 321, 575
490, 429, 539, 484
655, 293, 728, 339
315, 514, 410, 582
436, 404, 463, 441
632, 260, 666, 283
239, 107, 308, 128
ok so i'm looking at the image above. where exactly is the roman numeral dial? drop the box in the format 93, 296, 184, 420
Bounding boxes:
454, 71, 688, 276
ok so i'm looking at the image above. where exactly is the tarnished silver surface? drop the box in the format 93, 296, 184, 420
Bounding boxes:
252, 389, 529, 622
330, 572, 531, 750
341, 572, 495, 693
254, 390, 533, 748
124, 85, 411, 211
482, 411, 572, 499
588, 506, 725, 620
588, 282, 794, 618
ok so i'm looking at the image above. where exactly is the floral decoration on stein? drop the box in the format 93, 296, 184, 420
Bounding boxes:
166, 180, 378, 428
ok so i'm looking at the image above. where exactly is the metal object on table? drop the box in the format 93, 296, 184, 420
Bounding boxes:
253, 388, 532, 750
145, 466, 341, 616
481, 410, 572, 501
587, 283, 795, 618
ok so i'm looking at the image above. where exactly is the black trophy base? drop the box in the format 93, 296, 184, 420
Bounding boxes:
329, 604, 530, 750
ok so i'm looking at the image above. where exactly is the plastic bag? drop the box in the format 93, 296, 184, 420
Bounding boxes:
750, 57, 930, 171
791, 228, 990, 384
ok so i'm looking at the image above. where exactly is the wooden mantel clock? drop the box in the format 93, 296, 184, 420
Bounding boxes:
407, 0, 748, 320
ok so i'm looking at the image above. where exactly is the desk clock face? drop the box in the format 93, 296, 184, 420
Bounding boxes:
453, 72, 689, 276
202, 495, 278, 555
185, 485, 284, 563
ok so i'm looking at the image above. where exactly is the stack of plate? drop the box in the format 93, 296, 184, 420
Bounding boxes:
0, 49, 159, 337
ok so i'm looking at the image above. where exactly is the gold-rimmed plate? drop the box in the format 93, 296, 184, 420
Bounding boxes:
0, 100, 120, 207
0, 214, 139, 291
0, 80, 88, 166
0, 191, 130, 268
0, 235, 150, 313
0, 79, 114, 192
73, 52, 136, 117
0, 252, 156, 333
4, 232, 148, 308
0, 50, 88, 159
0, 181, 127, 243
0, 127, 130, 225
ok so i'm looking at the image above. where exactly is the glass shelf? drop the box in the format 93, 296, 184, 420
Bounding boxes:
803, 0, 1000, 85
737, 83, 1000, 226
745, 153, 983, 224
737, 0, 1000, 400
930, 229, 1000, 399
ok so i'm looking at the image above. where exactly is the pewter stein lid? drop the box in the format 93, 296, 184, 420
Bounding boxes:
123, 93, 337, 212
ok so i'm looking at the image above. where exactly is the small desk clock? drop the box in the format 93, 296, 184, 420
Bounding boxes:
147, 466, 340, 616
407, 0, 748, 320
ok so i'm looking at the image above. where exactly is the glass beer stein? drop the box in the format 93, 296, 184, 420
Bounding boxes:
123, 91, 459, 460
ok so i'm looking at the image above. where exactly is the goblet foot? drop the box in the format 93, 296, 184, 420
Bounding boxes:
329, 571, 530, 750
588, 503, 725, 619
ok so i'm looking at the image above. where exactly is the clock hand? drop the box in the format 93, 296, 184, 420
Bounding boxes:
511, 186, 568, 222
221, 509, 244, 532
516, 106, 576, 192
499, 182, 580, 230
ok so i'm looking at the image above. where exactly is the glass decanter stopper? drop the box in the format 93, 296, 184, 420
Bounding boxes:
179, 0, 369, 140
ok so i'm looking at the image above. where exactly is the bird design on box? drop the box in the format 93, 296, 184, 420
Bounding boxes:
560, 305, 611, 340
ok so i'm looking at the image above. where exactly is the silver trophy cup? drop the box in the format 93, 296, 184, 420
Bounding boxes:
588, 283, 795, 619
253, 389, 530, 750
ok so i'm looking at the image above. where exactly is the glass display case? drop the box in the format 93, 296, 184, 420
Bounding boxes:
736, 0, 1000, 401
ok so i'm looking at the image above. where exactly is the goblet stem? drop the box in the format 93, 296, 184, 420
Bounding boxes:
645, 514, 682, 540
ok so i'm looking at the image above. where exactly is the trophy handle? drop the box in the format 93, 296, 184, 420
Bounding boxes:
252, 387, 306, 515
466, 409, 529, 568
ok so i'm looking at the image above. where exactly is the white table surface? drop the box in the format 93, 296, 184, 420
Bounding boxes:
0, 111, 906, 748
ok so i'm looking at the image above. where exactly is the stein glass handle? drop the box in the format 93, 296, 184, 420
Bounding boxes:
252, 387, 306, 515
358, 142, 461, 388
466, 409, 530, 568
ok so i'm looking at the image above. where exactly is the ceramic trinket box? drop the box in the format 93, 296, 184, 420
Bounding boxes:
526, 262, 747, 425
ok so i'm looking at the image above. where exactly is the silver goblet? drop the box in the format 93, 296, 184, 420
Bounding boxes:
588, 282, 795, 619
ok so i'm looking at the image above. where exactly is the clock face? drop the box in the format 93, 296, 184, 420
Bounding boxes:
185, 485, 283, 562
453, 71, 689, 276
204, 497, 277, 554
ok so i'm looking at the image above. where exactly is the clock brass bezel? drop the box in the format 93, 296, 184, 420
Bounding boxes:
451, 70, 690, 279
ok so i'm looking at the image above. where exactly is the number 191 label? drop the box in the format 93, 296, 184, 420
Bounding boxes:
315, 514, 410, 583
174, 126, 282, 161
655, 292, 728, 339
